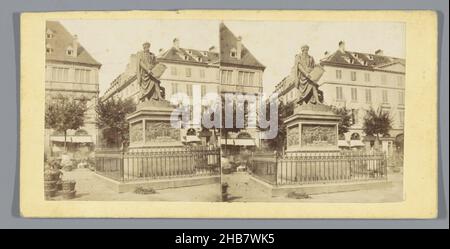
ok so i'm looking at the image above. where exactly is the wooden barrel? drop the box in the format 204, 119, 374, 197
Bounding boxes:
62, 180, 76, 191
44, 181, 56, 191
62, 190, 76, 200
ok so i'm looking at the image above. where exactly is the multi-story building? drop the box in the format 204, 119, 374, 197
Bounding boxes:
101, 38, 220, 145
219, 23, 266, 149
45, 21, 102, 155
275, 42, 405, 152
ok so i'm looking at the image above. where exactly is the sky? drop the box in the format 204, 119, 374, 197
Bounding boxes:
60, 19, 220, 95
59, 20, 405, 95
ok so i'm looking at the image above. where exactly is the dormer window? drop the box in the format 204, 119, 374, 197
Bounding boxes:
46, 29, 54, 39
188, 50, 193, 55
66, 46, 74, 56
230, 48, 237, 58
184, 55, 189, 60
367, 55, 374, 60
202, 51, 208, 56
196, 57, 202, 62
46, 44, 53, 54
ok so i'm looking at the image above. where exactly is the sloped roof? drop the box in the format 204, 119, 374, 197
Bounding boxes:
45, 21, 101, 68
320, 49, 404, 70
219, 23, 265, 70
158, 47, 219, 65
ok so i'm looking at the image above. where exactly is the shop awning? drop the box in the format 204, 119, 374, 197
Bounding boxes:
350, 140, 365, 147
220, 138, 234, 145
50, 135, 92, 143
233, 138, 256, 146
184, 135, 201, 143
338, 140, 350, 147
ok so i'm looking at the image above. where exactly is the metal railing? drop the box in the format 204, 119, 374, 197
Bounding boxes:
249, 151, 387, 186
95, 146, 220, 182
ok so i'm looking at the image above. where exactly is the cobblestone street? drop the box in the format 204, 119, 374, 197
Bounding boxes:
50, 169, 221, 202
222, 171, 403, 203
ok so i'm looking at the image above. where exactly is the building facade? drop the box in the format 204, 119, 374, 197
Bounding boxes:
275, 42, 405, 151
219, 23, 266, 149
101, 39, 220, 145
45, 21, 102, 155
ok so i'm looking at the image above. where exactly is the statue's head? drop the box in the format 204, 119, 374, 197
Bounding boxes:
301, 44, 309, 54
142, 42, 151, 52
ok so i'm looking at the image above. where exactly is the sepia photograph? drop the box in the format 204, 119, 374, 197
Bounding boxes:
18, 10, 439, 218
43, 19, 406, 203
219, 21, 406, 203
43, 19, 222, 202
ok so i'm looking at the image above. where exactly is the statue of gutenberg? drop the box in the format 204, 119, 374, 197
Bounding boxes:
293, 44, 323, 105
136, 42, 163, 102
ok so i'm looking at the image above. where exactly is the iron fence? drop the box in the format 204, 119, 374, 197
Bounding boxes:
95, 146, 220, 182
249, 151, 387, 186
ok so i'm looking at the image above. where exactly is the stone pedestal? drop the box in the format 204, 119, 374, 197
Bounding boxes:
285, 104, 341, 152
127, 100, 183, 151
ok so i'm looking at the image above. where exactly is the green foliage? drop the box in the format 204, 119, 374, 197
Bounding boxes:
96, 97, 136, 148
332, 106, 353, 135
45, 94, 88, 149
363, 107, 393, 138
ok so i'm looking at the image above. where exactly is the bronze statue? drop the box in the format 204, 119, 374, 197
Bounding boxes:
136, 42, 163, 102
293, 45, 324, 105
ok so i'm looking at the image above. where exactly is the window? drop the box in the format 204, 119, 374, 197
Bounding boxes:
351, 71, 357, 81
335, 70, 342, 79
243, 72, 249, 85
199, 69, 205, 78
381, 74, 387, 84
336, 86, 344, 101
66, 47, 74, 56
398, 110, 405, 126
221, 70, 233, 84
238, 71, 243, 85
171, 83, 178, 94
46, 44, 53, 54
170, 66, 177, 76
80, 70, 86, 83
230, 48, 237, 58
186, 84, 192, 97
46, 29, 54, 39
85, 70, 90, 83
365, 89, 372, 103
398, 91, 405, 105
249, 72, 254, 85
351, 109, 359, 125
397, 75, 404, 87
63, 68, 69, 81
382, 89, 389, 103
185, 68, 191, 77
364, 73, 370, 82
201, 85, 206, 96
51, 67, 57, 81
351, 88, 358, 102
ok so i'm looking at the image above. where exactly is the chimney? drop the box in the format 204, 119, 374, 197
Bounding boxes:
72, 34, 78, 57
236, 36, 242, 60
173, 38, 180, 50
375, 49, 384, 55
338, 41, 345, 53
209, 46, 217, 53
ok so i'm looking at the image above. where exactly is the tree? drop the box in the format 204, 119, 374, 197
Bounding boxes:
332, 106, 353, 136
263, 101, 294, 153
45, 94, 88, 151
363, 107, 393, 146
96, 97, 136, 148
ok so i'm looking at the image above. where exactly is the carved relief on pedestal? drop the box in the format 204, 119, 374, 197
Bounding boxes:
130, 122, 143, 143
287, 125, 299, 146
301, 124, 337, 147
145, 122, 180, 143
